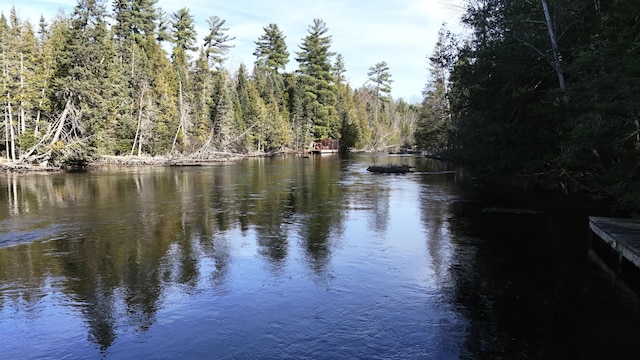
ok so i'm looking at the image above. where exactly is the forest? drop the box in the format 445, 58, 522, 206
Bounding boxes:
418, 0, 640, 212
0, 0, 418, 165
1, 0, 639, 211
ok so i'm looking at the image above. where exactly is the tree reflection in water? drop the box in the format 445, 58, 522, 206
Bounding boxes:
3, 155, 638, 359
0, 156, 349, 350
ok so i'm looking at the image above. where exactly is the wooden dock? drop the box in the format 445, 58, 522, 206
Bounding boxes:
310, 139, 339, 154
589, 216, 640, 271
310, 149, 339, 154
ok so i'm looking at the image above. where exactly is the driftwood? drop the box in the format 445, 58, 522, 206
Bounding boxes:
367, 164, 413, 174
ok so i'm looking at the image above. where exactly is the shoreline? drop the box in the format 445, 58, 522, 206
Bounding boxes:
0, 150, 302, 173
0, 154, 245, 173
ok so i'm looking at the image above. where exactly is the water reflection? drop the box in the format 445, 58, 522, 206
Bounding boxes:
3, 155, 639, 358
442, 183, 640, 359
418, 171, 458, 287
0, 156, 356, 353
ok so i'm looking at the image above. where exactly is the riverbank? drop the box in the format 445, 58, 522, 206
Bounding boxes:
0, 153, 247, 173
96, 154, 243, 167
0, 159, 59, 173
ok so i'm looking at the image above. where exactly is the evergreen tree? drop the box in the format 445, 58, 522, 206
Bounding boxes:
143, 38, 179, 154
208, 71, 235, 150
111, 0, 165, 155
233, 63, 253, 150
112, 0, 157, 44
51, 0, 128, 161
32, 15, 57, 140
367, 61, 393, 103
253, 23, 289, 73
170, 7, 196, 81
154, 8, 171, 43
416, 25, 457, 152
203, 16, 235, 70
449, 0, 640, 210
190, 48, 213, 147
168, 7, 196, 151
1, 10, 19, 160
295, 18, 339, 140
284, 72, 306, 150
332, 53, 346, 84
37, 15, 48, 41
450, 0, 565, 172
15, 20, 40, 151
351, 89, 371, 149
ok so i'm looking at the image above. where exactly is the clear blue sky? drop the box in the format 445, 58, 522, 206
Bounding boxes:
2, 0, 464, 102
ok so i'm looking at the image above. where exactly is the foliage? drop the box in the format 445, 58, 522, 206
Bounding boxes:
367, 61, 393, 103
1, 3, 425, 167
203, 16, 235, 70
253, 23, 289, 73
295, 19, 339, 141
421, 0, 640, 210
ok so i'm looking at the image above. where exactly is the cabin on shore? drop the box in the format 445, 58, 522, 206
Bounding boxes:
311, 139, 339, 154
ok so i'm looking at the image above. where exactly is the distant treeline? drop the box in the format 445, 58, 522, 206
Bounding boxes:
418, 0, 640, 211
0, 0, 418, 165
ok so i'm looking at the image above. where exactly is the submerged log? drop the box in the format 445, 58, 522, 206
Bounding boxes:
367, 164, 413, 174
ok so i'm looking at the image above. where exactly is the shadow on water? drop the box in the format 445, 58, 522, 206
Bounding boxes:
442, 179, 640, 359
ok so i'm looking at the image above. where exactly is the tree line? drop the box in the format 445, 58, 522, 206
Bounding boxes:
0, 0, 419, 165
5, 0, 637, 208
417, 0, 640, 210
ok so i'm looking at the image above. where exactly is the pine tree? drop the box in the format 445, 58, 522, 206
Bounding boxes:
112, 0, 158, 44
168, 7, 196, 152
37, 15, 48, 41
416, 25, 456, 152
253, 23, 289, 73
284, 72, 306, 150
203, 16, 235, 70
332, 53, 346, 84
190, 48, 213, 147
1, 12, 14, 160
367, 61, 393, 103
208, 71, 235, 151
50, 0, 128, 162
233, 63, 253, 151
0, 8, 46, 160
154, 8, 171, 43
170, 7, 196, 82
143, 38, 179, 154
295, 19, 339, 141
32, 16, 55, 139
16, 20, 40, 151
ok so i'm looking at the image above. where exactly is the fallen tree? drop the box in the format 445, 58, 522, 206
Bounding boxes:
367, 164, 413, 174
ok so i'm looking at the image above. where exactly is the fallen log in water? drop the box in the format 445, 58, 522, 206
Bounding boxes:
367, 164, 413, 174
0, 161, 59, 173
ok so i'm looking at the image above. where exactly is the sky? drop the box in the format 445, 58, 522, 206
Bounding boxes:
1, 0, 465, 102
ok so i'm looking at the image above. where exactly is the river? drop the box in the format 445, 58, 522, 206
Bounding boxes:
0, 154, 639, 359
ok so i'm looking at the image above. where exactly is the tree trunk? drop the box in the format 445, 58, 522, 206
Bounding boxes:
131, 84, 146, 156
8, 100, 16, 161
19, 99, 71, 162
4, 107, 9, 161
541, 0, 568, 103
50, 99, 72, 146
171, 81, 183, 154
20, 52, 25, 134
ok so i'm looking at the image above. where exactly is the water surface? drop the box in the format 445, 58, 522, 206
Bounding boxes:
0, 154, 639, 359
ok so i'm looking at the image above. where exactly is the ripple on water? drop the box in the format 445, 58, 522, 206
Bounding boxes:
0, 223, 70, 249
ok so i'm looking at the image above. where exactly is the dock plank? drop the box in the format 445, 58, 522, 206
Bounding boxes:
589, 216, 640, 269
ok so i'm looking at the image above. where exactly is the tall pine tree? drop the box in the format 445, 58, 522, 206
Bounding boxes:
295, 19, 339, 141
253, 23, 289, 73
